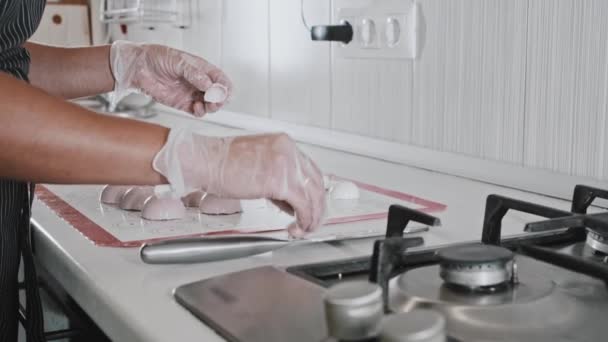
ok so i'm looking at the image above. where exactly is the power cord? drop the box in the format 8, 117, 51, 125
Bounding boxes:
301, 0, 353, 43
301, 0, 311, 32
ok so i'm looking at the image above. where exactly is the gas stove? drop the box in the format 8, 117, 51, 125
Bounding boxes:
173, 185, 608, 342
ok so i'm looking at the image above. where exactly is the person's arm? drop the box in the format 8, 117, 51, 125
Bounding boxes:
0, 72, 166, 185
25, 42, 114, 99
25, 41, 232, 117
0, 72, 325, 234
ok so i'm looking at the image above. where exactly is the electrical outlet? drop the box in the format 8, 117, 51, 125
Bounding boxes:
334, 0, 424, 60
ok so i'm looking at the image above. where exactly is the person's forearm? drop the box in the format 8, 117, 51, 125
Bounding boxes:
0, 72, 166, 185
25, 43, 115, 99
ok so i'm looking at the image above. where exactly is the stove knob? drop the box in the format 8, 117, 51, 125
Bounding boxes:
324, 281, 383, 341
379, 310, 446, 342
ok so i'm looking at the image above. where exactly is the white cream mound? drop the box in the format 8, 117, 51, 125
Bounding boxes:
119, 186, 155, 211
330, 181, 360, 200
100, 185, 133, 205
204, 83, 228, 103
142, 196, 186, 221
199, 193, 242, 215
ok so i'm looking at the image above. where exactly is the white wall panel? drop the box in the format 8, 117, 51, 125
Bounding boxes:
332, 58, 412, 142
410, 0, 450, 150
198, 0, 608, 182
603, 107, 608, 180
181, 0, 222, 65
481, 0, 528, 162
566, 1, 608, 179
330, 0, 413, 142
525, 0, 608, 178
413, 0, 527, 163
603, 82, 608, 179
269, 0, 331, 128
221, 0, 270, 117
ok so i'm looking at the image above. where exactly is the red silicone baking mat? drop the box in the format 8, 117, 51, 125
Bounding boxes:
35, 176, 446, 248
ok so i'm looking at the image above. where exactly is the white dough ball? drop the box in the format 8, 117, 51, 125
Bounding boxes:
119, 186, 155, 211
182, 191, 205, 208
100, 185, 133, 204
204, 84, 228, 103
330, 181, 360, 200
200, 193, 243, 215
142, 196, 186, 221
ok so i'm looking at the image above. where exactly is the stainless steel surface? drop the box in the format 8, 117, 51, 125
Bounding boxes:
557, 241, 608, 263
100, 0, 184, 24
173, 266, 327, 342
379, 310, 446, 342
171, 186, 608, 341
140, 236, 289, 264
172, 251, 608, 342
141, 227, 430, 264
324, 281, 383, 340
389, 255, 608, 341
586, 230, 608, 254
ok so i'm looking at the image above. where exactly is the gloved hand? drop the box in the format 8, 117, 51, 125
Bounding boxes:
109, 40, 232, 117
153, 129, 326, 236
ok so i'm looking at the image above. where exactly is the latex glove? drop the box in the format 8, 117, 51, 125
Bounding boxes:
109, 40, 232, 117
153, 129, 326, 236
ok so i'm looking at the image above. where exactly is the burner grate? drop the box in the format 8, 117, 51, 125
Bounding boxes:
367, 184, 608, 310
289, 184, 608, 310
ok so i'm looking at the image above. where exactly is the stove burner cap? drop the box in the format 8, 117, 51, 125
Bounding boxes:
585, 229, 608, 255
324, 281, 383, 340
437, 245, 514, 289
438, 244, 514, 264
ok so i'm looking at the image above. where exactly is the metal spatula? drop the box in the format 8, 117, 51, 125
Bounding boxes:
140, 226, 430, 264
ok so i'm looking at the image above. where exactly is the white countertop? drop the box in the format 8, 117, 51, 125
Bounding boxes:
31, 110, 577, 342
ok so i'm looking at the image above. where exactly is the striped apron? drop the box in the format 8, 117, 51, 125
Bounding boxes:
0, 1, 47, 341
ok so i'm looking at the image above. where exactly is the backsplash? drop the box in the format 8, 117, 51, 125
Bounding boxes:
113, 0, 608, 182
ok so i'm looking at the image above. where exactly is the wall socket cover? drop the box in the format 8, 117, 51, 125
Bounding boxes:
334, 0, 425, 60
